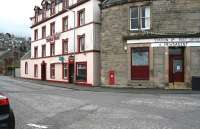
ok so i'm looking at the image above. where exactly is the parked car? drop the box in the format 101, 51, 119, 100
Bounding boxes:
0, 93, 15, 129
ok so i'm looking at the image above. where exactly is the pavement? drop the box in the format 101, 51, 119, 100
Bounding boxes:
14, 77, 200, 94
0, 76, 200, 129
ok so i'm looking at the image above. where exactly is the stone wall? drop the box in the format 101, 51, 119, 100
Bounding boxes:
191, 47, 200, 76
153, 47, 166, 88
101, 0, 200, 87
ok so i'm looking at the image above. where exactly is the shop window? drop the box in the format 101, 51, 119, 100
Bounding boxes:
63, 63, 68, 79
130, 6, 150, 30
50, 64, 55, 79
25, 62, 28, 74
76, 62, 87, 82
34, 64, 38, 77
63, 39, 68, 54
131, 47, 149, 80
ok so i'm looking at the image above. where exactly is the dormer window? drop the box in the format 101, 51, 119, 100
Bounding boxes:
35, 11, 39, 23
63, 0, 69, 9
51, 1, 56, 15
130, 6, 150, 31
34, 7, 40, 23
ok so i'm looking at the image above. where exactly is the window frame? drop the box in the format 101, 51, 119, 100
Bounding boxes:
42, 9, 46, 20
42, 44, 46, 57
131, 47, 150, 80
50, 1, 56, 15
42, 26, 46, 39
77, 34, 85, 53
34, 29, 38, 41
25, 62, 28, 74
62, 39, 68, 54
34, 46, 38, 58
130, 6, 150, 31
76, 62, 87, 82
50, 43, 55, 56
62, 16, 68, 32
50, 64, 55, 79
62, 0, 69, 9
62, 63, 68, 80
50, 22, 55, 36
77, 9, 85, 27
34, 64, 38, 77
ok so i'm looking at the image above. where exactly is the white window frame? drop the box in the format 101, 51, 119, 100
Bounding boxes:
130, 6, 150, 31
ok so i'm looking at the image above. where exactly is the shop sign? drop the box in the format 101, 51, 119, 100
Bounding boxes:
68, 56, 75, 63
59, 56, 65, 63
127, 38, 200, 47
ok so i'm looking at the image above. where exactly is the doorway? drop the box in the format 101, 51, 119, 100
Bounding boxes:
41, 61, 46, 81
169, 47, 184, 83
69, 63, 74, 83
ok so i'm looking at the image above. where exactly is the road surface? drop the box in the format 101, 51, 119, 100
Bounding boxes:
0, 76, 200, 129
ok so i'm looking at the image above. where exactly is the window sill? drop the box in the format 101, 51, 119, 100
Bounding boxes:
63, 77, 68, 80
130, 29, 150, 33
76, 80, 87, 83
50, 77, 55, 79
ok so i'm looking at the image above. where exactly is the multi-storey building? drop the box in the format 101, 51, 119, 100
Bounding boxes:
100, 0, 200, 89
21, 0, 101, 86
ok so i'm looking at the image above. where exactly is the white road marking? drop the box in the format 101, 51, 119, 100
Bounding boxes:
26, 123, 48, 129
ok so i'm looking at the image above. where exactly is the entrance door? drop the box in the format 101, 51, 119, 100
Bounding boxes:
41, 62, 46, 81
169, 48, 184, 82
69, 64, 74, 83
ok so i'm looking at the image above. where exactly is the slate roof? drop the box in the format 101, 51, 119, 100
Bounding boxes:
21, 51, 31, 60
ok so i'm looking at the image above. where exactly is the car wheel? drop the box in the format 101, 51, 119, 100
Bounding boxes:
8, 110, 15, 129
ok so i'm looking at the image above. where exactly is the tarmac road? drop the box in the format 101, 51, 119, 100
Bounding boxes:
0, 76, 200, 129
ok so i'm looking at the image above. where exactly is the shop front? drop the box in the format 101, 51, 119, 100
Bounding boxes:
127, 37, 200, 89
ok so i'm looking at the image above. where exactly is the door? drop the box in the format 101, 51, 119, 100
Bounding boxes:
41, 62, 46, 81
69, 64, 74, 83
169, 48, 184, 82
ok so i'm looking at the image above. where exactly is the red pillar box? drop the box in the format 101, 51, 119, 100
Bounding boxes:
108, 71, 115, 85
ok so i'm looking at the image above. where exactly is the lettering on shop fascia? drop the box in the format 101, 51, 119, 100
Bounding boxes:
127, 38, 200, 47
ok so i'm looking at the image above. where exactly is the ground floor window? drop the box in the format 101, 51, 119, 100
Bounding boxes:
63, 63, 68, 79
34, 64, 38, 77
131, 47, 149, 80
25, 62, 28, 74
76, 62, 87, 82
50, 64, 55, 79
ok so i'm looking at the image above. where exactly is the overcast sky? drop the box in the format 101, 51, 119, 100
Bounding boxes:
0, 0, 41, 37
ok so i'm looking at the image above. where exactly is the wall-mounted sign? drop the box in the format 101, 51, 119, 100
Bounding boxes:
127, 38, 200, 47
68, 56, 75, 63
58, 56, 65, 62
